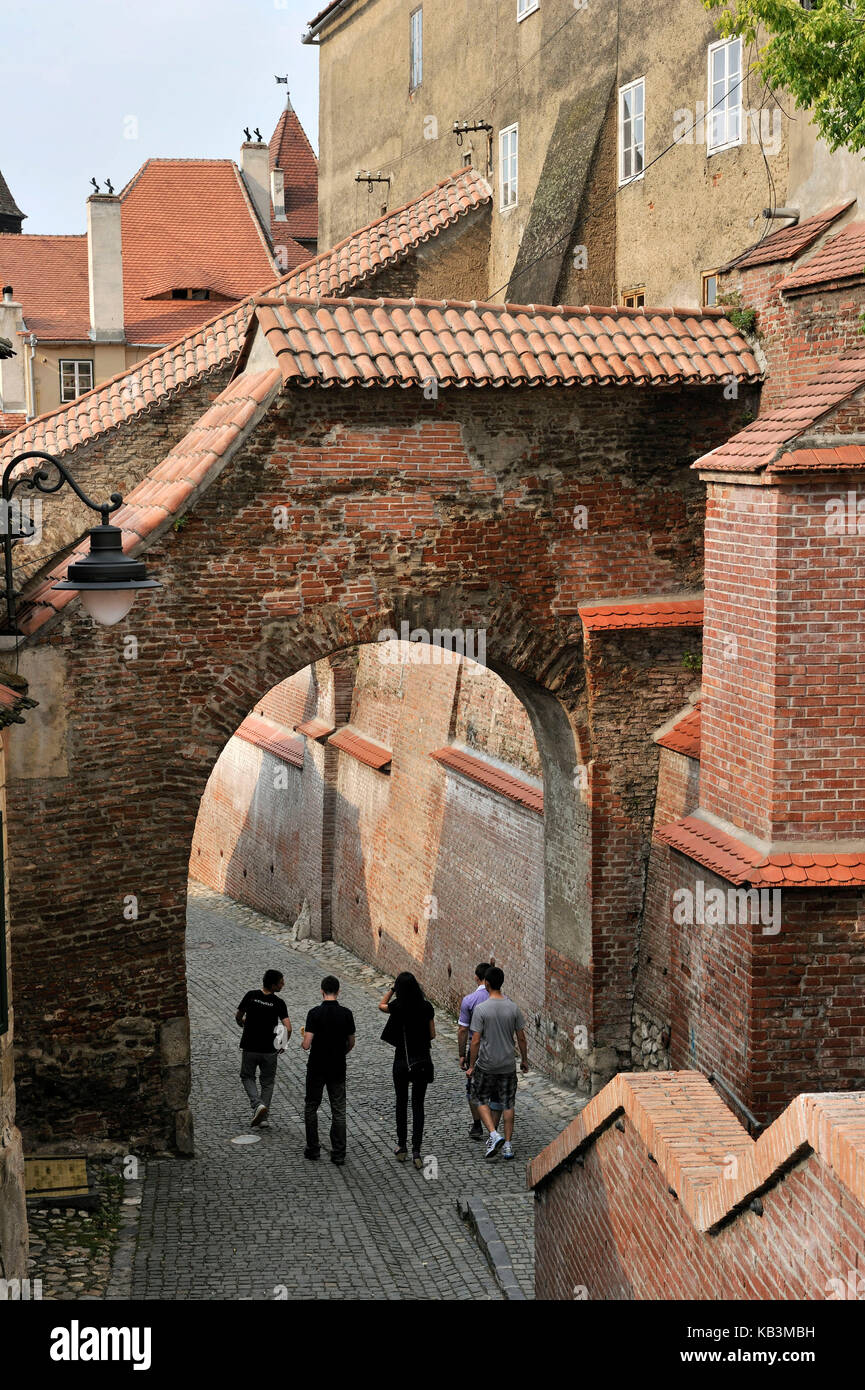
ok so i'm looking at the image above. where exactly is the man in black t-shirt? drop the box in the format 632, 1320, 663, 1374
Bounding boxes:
301, 975, 356, 1164
236, 969, 291, 1127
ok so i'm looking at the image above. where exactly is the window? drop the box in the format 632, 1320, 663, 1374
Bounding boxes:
622, 288, 646, 309
707, 37, 743, 153
170, 288, 211, 300
517, 0, 539, 18
702, 270, 718, 307
618, 77, 645, 184
59, 359, 94, 402
499, 124, 518, 209
410, 7, 422, 91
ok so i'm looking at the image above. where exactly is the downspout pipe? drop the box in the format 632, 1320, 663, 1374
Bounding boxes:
26, 333, 36, 422
302, 0, 354, 43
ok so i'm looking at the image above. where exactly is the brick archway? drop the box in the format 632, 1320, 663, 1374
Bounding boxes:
5, 352, 747, 1150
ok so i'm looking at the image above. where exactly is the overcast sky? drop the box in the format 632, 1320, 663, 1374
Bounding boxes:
3, 0, 319, 234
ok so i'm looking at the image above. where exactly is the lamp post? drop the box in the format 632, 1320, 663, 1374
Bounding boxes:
1, 451, 160, 635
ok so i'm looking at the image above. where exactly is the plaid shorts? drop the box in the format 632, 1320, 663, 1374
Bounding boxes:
470, 1067, 517, 1111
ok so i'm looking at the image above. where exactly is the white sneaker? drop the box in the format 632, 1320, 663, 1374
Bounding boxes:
251, 1104, 268, 1127
484, 1131, 505, 1160
502, 1141, 514, 1160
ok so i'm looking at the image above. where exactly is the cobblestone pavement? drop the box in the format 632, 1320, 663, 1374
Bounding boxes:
124, 884, 583, 1301
28, 1165, 125, 1300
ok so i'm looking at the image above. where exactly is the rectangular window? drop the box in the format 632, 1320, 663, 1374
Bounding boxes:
410, 7, 422, 91
618, 77, 645, 184
517, 0, 539, 18
623, 288, 646, 309
707, 37, 743, 153
499, 124, 518, 209
702, 270, 718, 307
59, 359, 94, 403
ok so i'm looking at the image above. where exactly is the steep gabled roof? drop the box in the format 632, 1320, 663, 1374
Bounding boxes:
694, 349, 865, 475
254, 296, 761, 390
727, 200, 855, 272
269, 98, 318, 245
0, 169, 25, 221
0, 167, 492, 465
781, 220, 865, 296
0, 233, 89, 339
119, 159, 277, 343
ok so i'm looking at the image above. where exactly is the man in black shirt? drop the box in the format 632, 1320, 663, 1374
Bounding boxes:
236, 969, 291, 1127
302, 975, 356, 1164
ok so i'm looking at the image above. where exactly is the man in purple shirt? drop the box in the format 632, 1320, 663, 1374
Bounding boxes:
457, 962, 503, 1140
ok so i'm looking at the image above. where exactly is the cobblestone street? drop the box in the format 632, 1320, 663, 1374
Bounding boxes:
115, 884, 582, 1301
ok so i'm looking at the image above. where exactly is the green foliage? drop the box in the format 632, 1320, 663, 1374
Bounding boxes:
173, 514, 190, 533
682, 650, 703, 673
718, 289, 759, 335
703, 0, 865, 153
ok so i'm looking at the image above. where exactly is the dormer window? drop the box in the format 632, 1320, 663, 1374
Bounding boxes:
171, 288, 211, 300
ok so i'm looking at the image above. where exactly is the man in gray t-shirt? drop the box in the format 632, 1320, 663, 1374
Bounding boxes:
467, 966, 529, 1161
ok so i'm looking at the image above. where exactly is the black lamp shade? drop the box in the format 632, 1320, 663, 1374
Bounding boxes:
52, 524, 161, 593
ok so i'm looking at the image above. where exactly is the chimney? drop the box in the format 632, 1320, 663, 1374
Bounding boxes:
0, 286, 27, 413
86, 194, 125, 342
271, 169, 286, 222
240, 141, 271, 235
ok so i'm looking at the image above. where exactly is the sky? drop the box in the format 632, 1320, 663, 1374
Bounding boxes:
3, 0, 319, 234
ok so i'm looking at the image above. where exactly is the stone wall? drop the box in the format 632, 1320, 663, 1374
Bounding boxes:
0, 729, 28, 1284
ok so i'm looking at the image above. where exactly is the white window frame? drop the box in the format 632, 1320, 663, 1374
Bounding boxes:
59, 358, 94, 403
517, 0, 539, 19
499, 123, 518, 210
707, 37, 744, 155
702, 270, 719, 307
618, 77, 645, 185
409, 6, 423, 91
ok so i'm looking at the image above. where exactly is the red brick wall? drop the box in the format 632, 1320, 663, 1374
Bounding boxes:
702, 474, 865, 841
9, 380, 743, 1147
534, 1106, 865, 1300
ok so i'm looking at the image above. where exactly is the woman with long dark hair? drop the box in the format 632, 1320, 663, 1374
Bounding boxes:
378, 972, 435, 1168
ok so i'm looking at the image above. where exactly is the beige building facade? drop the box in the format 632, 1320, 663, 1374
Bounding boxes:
306, 0, 865, 308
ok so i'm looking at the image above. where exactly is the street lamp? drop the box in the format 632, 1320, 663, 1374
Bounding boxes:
1, 450, 160, 634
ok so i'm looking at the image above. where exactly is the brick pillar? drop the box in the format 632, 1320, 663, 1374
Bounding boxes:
319, 651, 358, 940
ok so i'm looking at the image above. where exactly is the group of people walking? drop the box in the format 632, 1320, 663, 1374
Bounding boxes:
235, 961, 529, 1164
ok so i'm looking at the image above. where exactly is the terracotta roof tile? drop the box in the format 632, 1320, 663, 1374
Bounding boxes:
269, 100, 318, 244
17, 367, 281, 636
782, 220, 865, 295
0, 234, 90, 339
695, 349, 865, 474
526, 1072, 865, 1235
0, 168, 491, 468
256, 297, 760, 390
580, 599, 704, 631
431, 746, 543, 813
771, 443, 865, 472
327, 726, 392, 770
656, 814, 865, 887
236, 713, 304, 767
296, 716, 335, 739
729, 201, 855, 271
655, 702, 701, 759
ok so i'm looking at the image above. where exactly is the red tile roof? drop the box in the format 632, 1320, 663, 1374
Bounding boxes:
255, 296, 761, 390
729, 201, 855, 271
782, 220, 865, 295
771, 443, 865, 472
282, 168, 492, 300
655, 702, 701, 759
0, 234, 89, 339
17, 367, 282, 635
119, 160, 277, 344
579, 599, 704, 631
656, 814, 865, 886
431, 746, 543, 814
236, 713, 304, 767
296, 716, 335, 739
526, 1072, 865, 1234
0, 411, 26, 434
327, 726, 392, 770
270, 99, 318, 245
0, 168, 491, 467
695, 349, 865, 474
